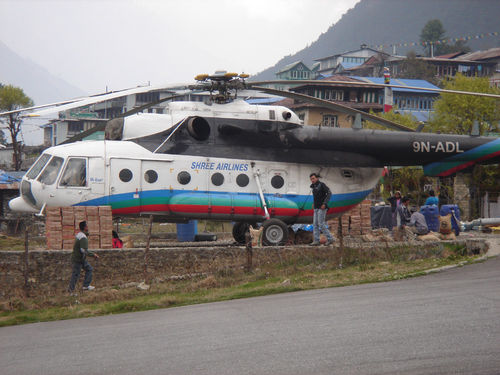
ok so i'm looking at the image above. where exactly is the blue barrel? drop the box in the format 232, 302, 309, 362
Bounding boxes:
420, 205, 440, 232
440, 205, 460, 235
176, 220, 198, 242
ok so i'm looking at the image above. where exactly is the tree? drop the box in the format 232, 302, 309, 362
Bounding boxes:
428, 74, 500, 135
365, 109, 420, 131
420, 19, 446, 57
398, 51, 437, 85
420, 19, 470, 57
0, 85, 34, 170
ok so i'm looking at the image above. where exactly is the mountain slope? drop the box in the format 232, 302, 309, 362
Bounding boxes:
253, 0, 500, 80
0, 40, 86, 106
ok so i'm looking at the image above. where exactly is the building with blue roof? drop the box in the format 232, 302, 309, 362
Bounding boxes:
350, 76, 439, 122
283, 74, 438, 128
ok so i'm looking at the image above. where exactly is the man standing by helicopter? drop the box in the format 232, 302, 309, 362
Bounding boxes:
309, 173, 335, 246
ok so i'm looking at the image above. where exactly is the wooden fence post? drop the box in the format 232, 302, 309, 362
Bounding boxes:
144, 215, 154, 284
24, 220, 29, 293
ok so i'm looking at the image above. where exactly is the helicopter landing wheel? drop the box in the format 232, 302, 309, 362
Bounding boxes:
232, 222, 249, 244
262, 219, 288, 246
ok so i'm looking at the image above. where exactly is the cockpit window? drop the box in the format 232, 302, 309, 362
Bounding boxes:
37, 156, 64, 185
59, 158, 87, 187
26, 154, 51, 179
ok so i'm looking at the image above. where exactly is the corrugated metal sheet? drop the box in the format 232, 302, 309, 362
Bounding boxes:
0, 170, 24, 184
351, 76, 439, 94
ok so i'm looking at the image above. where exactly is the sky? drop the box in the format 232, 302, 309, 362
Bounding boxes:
0, 0, 360, 145
0, 0, 360, 94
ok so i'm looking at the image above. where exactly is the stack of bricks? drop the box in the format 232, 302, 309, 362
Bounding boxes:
62, 208, 76, 250
327, 200, 372, 236
99, 206, 113, 249
360, 200, 372, 234
46, 207, 63, 250
45, 206, 113, 250
85, 207, 101, 249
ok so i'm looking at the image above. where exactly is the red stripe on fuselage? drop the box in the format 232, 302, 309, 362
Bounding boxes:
112, 203, 360, 219
438, 150, 500, 176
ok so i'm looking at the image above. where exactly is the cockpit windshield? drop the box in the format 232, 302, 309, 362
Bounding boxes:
38, 156, 64, 185
26, 153, 51, 179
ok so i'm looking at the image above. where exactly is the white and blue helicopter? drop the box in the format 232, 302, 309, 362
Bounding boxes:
3, 72, 500, 245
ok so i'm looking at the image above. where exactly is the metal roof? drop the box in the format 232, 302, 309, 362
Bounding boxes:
0, 170, 24, 184
337, 62, 364, 70
396, 110, 432, 122
351, 76, 440, 94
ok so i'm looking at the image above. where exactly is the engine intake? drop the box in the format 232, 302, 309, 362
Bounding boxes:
187, 117, 211, 141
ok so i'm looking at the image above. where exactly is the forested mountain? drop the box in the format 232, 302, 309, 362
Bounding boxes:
252, 0, 500, 80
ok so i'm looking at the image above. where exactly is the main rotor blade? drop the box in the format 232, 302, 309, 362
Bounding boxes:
119, 92, 190, 117
0, 98, 85, 117
20, 84, 190, 118
253, 86, 415, 132
250, 80, 500, 99
59, 93, 189, 145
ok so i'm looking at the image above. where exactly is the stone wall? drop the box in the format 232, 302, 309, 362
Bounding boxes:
0, 239, 487, 298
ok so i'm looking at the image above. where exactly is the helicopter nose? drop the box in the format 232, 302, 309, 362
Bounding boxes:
9, 196, 38, 213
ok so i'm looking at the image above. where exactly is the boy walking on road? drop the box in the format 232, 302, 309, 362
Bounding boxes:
68, 221, 99, 293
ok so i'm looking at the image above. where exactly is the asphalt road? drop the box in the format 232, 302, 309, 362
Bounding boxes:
2, 257, 500, 375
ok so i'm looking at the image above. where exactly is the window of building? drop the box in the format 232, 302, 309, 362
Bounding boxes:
59, 158, 87, 187
271, 175, 285, 189
144, 170, 158, 184
118, 168, 133, 183
67, 123, 84, 133
324, 89, 343, 101
322, 115, 338, 127
177, 171, 191, 185
363, 92, 377, 103
136, 92, 160, 103
38, 156, 64, 185
211, 173, 224, 186
236, 174, 249, 187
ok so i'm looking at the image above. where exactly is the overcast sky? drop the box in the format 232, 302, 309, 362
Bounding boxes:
0, 0, 360, 94
0, 0, 360, 145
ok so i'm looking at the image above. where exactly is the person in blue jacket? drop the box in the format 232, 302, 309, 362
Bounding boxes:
425, 190, 439, 206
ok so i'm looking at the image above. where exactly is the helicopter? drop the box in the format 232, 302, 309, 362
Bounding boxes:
3, 72, 500, 245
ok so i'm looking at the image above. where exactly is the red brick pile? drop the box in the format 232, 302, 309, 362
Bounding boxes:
46, 206, 113, 250
328, 200, 372, 236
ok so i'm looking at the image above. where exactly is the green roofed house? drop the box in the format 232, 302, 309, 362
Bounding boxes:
271, 61, 317, 91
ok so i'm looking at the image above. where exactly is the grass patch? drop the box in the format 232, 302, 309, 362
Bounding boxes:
0, 249, 482, 327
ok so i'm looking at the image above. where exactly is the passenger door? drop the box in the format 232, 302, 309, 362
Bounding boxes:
109, 158, 142, 214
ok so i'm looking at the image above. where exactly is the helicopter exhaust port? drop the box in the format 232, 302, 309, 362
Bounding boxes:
187, 116, 211, 141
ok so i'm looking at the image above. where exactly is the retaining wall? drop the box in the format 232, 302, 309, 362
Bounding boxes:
0, 239, 487, 298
